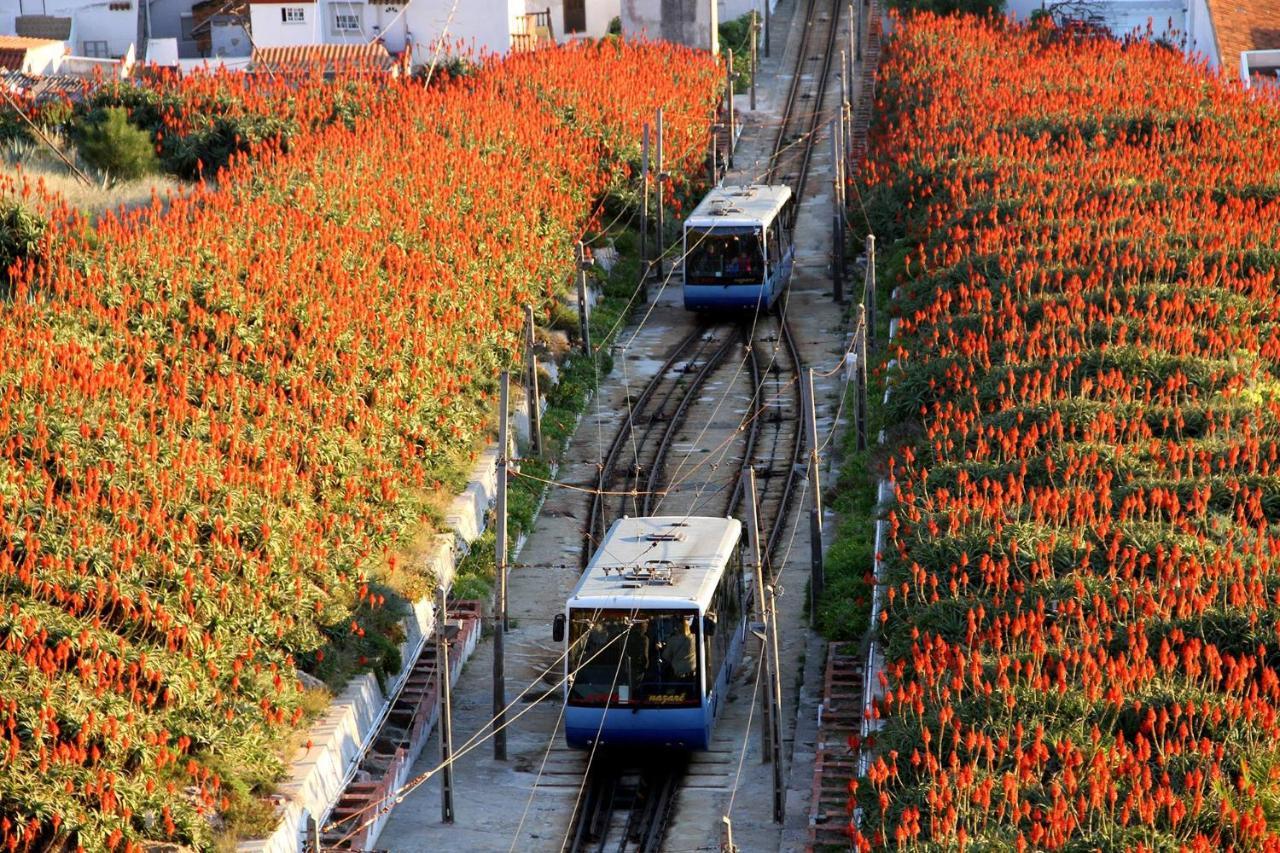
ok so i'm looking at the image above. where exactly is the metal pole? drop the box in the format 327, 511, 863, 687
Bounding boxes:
575, 241, 591, 355
855, 305, 868, 452
750, 11, 758, 112
524, 304, 542, 458
641, 123, 650, 279
840, 51, 850, 169
763, 0, 770, 58
856, 0, 864, 64
305, 815, 320, 852
766, 584, 785, 824
865, 234, 877, 351
803, 369, 825, 610
726, 51, 735, 168
438, 585, 455, 823
831, 120, 844, 305
848, 4, 855, 83
744, 467, 773, 763
655, 108, 665, 279
493, 371, 509, 760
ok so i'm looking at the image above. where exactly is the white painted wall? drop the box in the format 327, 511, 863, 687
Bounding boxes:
621, 0, 718, 51
249, 1, 322, 48
211, 19, 250, 56
50, 0, 140, 57
537, 0, 621, 39
404, 0, 522, 58
16, 40, 66, 73
1183, 0, 1218, 69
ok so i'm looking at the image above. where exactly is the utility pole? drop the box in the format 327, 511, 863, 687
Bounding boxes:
438, 585, 455, 823
803, 368, 825, 609
524, 304, 542, 458
493, 371, 509, 760
750, 11, 758, 111
831, 119, 844, 304
575, 241, 591, 355
766, 583, 785, 824
848, 5, 855, 88
856, 0, 864, 64
641, 123, 650, 285
763, 0, 770, 57
865, 233, 877, 352
726, 50, 736, 169
655, 107, 665, 280
744, 467, 773, 763
855, 304, 869, 452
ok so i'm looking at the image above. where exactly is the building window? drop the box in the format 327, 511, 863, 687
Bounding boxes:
82, 40, 110, 57
332, 7, 360, 33
281, 7, 305, 23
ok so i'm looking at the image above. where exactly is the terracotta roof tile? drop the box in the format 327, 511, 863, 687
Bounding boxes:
1208, 0, 1280, 69
251, 43, 395, 70
0, 35, 64, 51
0, 49, 26, 71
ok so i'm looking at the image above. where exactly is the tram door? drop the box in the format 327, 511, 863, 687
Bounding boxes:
564, 0, 586, 33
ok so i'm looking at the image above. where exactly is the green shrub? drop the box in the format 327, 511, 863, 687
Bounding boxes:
0, 201, 47, 289
75, 106, 158, 181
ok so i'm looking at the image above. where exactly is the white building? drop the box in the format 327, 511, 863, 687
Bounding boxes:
0, 34, 67, 74
621, 0, 719, 51
245, 0, 617, 62
5, 0, 138, 62
1004, 0, 1280, 86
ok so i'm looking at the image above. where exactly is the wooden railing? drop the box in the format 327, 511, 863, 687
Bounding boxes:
512, 7, 555, 53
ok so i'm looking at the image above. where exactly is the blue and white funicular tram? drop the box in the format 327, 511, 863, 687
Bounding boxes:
682, 184, 795, 312
554, 516, 746, 750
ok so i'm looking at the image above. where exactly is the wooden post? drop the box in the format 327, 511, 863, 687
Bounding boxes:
655, 108, 665, 279
305, 815, 320, 852
749, 11, 758, 112
641, 123, 650, 281
848, 4, 855, 83
726, 50, 735, 169
744, 467, 773, 763
803, 369, 825, 610
766, 584, 785, 824
493, 371, 509, 760
575, 241, 591, 355
865, 233, 877, 352
721, 816, 738, 852
524, 304, 542, 458
840, 51, 851, 168
855, 305, 868, 452
438, 585, 455, 823
831, 120, 844, 305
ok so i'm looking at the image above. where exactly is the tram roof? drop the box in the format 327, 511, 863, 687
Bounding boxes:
684, 184, 791, 230
568, 516, 742, 610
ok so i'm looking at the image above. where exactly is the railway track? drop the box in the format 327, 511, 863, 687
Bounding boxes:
564, 752, 687, 853
564, 0, 846, 848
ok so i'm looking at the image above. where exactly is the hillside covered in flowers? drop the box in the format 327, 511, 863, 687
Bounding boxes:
855, 14, 1280, 849
0, 42, 719, 851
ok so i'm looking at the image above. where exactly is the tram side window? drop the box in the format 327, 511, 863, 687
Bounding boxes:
704, 550, 743, 696
767, 222, 781, 277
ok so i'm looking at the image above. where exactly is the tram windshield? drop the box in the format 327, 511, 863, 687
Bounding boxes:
685, 227, 765, 284
567, 609, 701, 708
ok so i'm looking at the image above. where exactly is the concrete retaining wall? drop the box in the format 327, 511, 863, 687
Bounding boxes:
239, 446, 503, 853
